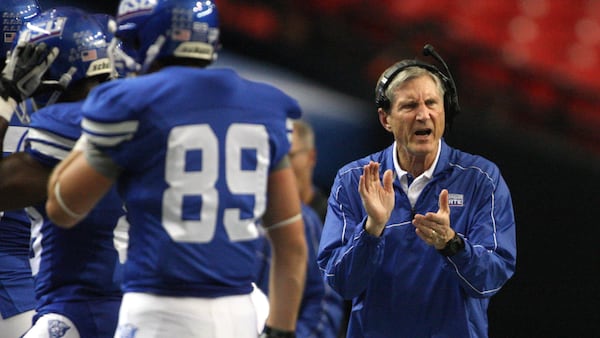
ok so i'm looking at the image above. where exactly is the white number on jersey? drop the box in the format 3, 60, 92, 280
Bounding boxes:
162, 123, 269, 243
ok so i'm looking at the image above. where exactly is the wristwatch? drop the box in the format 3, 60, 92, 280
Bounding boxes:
438, 233, 465, 256
260, 326, 296, 338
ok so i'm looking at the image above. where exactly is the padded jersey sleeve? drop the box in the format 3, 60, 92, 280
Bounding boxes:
80, 79, 140, 170
25, 103, 82, 167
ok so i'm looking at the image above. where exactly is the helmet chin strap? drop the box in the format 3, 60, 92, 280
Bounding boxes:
16, 66, 76, 124
15, 100, 32, 125
141, 35, 166, 74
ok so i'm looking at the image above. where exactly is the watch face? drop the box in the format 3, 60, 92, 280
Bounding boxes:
451, 236, 464, 252
449, 239, 460, 251
440, 235, 464, 256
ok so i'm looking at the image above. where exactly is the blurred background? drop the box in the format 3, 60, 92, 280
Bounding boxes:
41, 0, 600, 336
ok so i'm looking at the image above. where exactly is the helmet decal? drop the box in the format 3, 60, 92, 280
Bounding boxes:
1, 0, 42, 58
118, 0, 158, 21
22, 17, 67, 43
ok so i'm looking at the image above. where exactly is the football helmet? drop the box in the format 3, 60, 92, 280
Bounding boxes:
13, 6, 113, 107
115, 0, 220, 74
93, 13, 122, 79
93, 13, 117, 41
0, 0, 42, 61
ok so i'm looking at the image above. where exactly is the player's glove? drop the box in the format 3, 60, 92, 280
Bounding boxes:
0, 41, 58, 122
258, 326, 296, 338
2, 41, 59, 100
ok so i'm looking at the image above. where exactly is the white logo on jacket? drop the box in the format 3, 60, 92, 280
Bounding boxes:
448, 193, 464, 207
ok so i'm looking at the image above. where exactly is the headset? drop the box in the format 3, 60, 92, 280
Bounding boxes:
375, 44, 461, 129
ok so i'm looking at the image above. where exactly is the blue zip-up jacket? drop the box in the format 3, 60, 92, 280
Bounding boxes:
317, 141, 516, 338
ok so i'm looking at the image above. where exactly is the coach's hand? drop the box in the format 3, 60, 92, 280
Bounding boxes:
413, 189, 454, 249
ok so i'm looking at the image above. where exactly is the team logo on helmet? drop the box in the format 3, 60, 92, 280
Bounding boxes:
21, 17, 67, 43
118, 0, 158, 20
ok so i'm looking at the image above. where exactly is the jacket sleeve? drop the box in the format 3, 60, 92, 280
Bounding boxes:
445, 168, 517, 298
317, 168, 386, 299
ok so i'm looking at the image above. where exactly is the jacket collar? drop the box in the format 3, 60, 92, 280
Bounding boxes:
387, 139, 448, 179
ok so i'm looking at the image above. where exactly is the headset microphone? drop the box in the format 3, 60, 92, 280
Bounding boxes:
422, 44, 460, 118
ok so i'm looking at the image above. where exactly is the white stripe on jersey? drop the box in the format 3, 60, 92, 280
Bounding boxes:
285, 118, 294, 143
81, 118, 139, 147
27, 128, 76, 160
4, 126, 28, 153
26, 206, 44, 277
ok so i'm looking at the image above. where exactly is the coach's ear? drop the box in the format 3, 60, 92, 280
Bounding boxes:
378, 108, 392, 132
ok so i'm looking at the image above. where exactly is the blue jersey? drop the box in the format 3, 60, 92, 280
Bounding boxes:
81, 66, 301, 298
255, 204, 344, 338
25, 102, 124, 336
0, 111, 36, 319
318, 141, 517, 338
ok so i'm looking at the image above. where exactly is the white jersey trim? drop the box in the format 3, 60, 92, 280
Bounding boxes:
81, 118, 139, 147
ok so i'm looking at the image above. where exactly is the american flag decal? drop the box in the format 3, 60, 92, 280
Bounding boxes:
81, 49, 98, 62
4, 32, 16, 44
172, 29, 191, 41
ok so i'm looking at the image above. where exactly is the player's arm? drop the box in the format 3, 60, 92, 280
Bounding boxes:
0, 118, 53, 210
0, 42, 62, 210
0, 152, 52, 210
261, 157, 307, 333
46, 137, 116, 228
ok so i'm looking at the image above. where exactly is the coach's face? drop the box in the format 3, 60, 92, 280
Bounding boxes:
379, 74, 444, 164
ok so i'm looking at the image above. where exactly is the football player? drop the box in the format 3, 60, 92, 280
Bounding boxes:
0, 7, 126, 338
46, 1, 307, 337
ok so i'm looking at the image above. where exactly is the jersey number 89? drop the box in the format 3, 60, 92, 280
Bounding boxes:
162, 124, 269, 243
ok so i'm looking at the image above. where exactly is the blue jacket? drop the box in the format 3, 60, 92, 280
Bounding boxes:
317, 141, 516, 338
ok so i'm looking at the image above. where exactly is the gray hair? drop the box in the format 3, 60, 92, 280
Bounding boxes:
384, 66, 445, 111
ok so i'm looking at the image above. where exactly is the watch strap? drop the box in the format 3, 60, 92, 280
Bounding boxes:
438, 233, 465, 257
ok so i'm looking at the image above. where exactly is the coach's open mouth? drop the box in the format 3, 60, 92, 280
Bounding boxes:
415, 128, 432, 136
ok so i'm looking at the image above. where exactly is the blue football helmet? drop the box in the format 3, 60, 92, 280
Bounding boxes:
93, 13, 117, 42
115, 0, 220, 74
95, 12, 136, 79
13, 6, 113, 107
0, 0, 42, 61
93, 13, 123, 79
